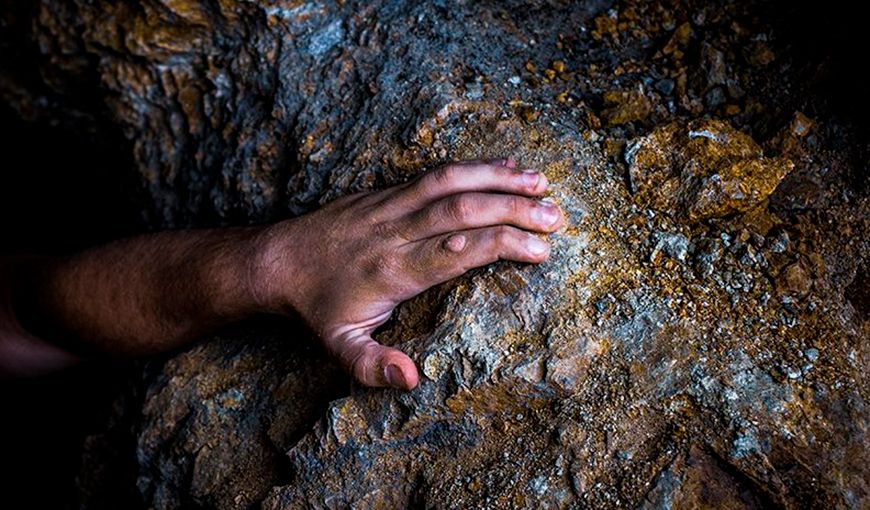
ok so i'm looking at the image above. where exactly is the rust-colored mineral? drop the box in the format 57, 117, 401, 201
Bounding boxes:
626, 120, 794, 222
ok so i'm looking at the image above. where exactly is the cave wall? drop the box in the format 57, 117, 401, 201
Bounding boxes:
1, 0, 868, 509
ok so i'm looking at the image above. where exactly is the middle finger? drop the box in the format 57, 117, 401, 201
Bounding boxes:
394, 192, 564, 240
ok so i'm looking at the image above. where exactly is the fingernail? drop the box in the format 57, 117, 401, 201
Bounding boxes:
533, 201, 560, 227
384, 364, 407, 389
520, 169, 540, 187
527, 236, 550, 256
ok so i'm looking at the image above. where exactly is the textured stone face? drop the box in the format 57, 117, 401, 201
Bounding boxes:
626, 120, 794, 222
2, 0, 868, 509
134, 321, 346, 510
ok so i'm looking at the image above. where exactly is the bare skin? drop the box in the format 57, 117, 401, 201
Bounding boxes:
0, 159, 563, 389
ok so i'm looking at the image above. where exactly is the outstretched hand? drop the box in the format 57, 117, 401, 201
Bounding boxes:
254, 159, 564, 390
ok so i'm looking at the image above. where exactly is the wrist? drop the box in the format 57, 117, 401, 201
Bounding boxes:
245, 220, 308, 316
193, 226, 278, 320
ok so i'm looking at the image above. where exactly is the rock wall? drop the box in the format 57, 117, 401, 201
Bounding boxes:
2, 0, 868, 508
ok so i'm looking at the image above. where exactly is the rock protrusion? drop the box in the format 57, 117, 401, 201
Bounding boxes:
626, 120, 793, 222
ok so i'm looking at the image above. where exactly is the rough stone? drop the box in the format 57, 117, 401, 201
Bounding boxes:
1, 0, 868, 509
649, 230, 693, 264
602, 88, 654, 126
135, 320, 346, 510
625, 119, 794, 223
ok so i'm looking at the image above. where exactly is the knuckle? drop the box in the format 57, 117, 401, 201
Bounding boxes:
508, 195, 527, 217
493, 225, 516, 246
351, 357, 368, 384
440, 233, 467, 255
444, 195, 472, 222
428, 165, 457, 189
372, 221, 403, 240
349, 344, 378, 386
368, 251, 403, 278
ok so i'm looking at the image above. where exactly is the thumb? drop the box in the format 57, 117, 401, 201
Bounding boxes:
334, 334, 420, 390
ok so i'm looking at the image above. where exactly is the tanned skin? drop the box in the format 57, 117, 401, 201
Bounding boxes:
0, 159, 564, 389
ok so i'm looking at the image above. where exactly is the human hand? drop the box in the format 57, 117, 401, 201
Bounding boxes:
254, 159, 564, 390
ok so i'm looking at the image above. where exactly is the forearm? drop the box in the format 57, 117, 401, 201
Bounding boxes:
5, 226, 270, 363
1, 159, 562, 389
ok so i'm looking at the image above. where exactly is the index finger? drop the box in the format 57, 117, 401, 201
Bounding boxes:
394, 160, 549, 209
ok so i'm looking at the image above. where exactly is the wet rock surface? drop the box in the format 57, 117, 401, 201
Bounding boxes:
2, 0, 868, 508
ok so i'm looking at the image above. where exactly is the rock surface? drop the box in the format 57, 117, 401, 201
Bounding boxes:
2, 0, 868, 509
135, 320, 346, 510
625, 120, 794, 222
